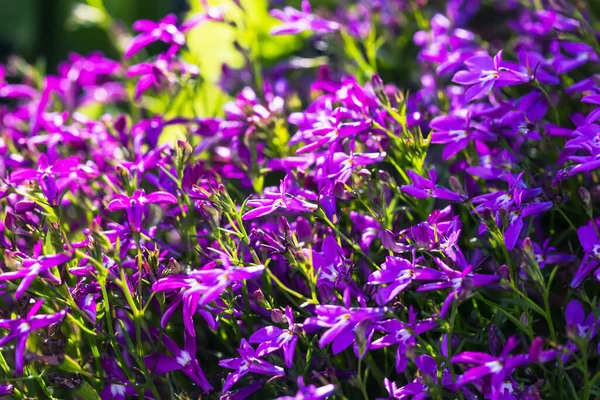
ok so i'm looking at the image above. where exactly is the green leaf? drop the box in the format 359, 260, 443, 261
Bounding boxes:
73, 381, 101, 400
58, 355, 86, 374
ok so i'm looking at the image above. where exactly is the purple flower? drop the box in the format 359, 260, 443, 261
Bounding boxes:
401, 169, 466, 202
472, 173, 553, 251
368, 256, 445, 306
270, 0, 340, 36
429, 110, 496, 160
326, 151, 386, 184
0, 384, 13, 397
0, 300, 66, 375
452, 336, 530, 400
452, 50, 530, 102
370, 308, 436, 372
219, 339, 285, 393
304, 304, 388, 355
242, 175, 317, 220
562, 300, 598, 363
144, 329, 212, 393
309, 235, 351, 299
125, 14, 185, 58
0, 241, 71, 299
249, 306, 302, 368
153, 263, 265, 336
417, 259, 499, 318
10, 154, 81, 206
107, 189, 178, 232
571, 223, 600, 287
275, 377, 335, 400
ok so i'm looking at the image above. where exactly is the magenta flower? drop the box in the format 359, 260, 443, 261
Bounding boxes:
401, 169, 466, 202
10, 154, 81, 206
249, 306, 302, 368
304, 304, 388, 355
571, 223, 600, 287
242, 175, 317, 220
153, 263, 264, 336
0, 65, 37, 99
368, 256, 445, 306
0, 300, 66, 375
219, 339, 285, 393
429, 110, 496, 160
275, 377, 335, 400
452, 337, 530, 399
370, 308, 436, 372
326, 152, 386, 184
270, 0, 340, 36
125, 14, 185, 58
144, 329, 212, 393
452, 50, 530, 102
0, 241, 71, 299
107, 189, 178, 232
562, 300, 598, 363
417, 259, 499, 318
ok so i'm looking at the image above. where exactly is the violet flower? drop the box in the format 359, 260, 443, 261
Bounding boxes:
368, 256, 446, 306
249, 306, 302, 368
562, 300, 598, 363
125, 14, 185, 58
144, 329, 212, 393
429, 109, 496, 160
304, 304, 388, 355
275, 377, 335, 400
452, 336, 530, 400
401, 169, 466, 202
0, 300, 66, 375
570, 222, 600, 287
219, 339, 285, 393
452, 50, 530, 102
107, 189, 178, 232
10, 154, 80, 206
417, 259, 499, 318
270, 0, 340, 36
242, 175, 317, 220
370, 308, 436, 372
0, 241, 71, 299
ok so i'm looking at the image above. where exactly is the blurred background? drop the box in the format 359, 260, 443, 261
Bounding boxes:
0, 0, 187, 71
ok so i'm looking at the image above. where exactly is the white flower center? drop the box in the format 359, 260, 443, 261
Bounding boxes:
111, 385, 127, 396
448, 130, 468, 142
484, 360, 503, 374
176, 351, 192, 367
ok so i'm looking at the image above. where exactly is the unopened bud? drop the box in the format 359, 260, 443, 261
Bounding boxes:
168, 257, 183, 274
488, 325, 500, 356
358, 169, 371, 180
253, 289, 265, 302
15, 200, 36, 214
278, 216, 291, 236
579, 187, 592, 212
271, 309, 287, 324
177, 140, 193, 159
448, 176, 464, 195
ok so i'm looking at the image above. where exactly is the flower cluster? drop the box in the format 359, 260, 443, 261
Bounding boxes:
1, 0, 600, 399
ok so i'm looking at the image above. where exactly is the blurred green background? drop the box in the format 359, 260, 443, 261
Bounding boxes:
0, 0, 187, 71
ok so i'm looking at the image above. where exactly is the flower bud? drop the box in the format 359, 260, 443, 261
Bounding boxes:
488, 325, 500, 356
253, 289, 265, 303
358, 168, 371, 180
271, 309, 287, 324
278, 216, 291, 237
177, 140, 193, 160
579, 187, 592, 215
15, 200, 36, 214
168, 257, 183, 274
448, 176, 464, 195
